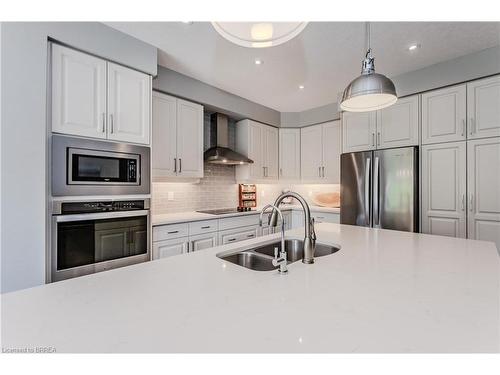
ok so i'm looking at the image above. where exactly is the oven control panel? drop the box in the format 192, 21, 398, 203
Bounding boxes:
60, 200, 146, 214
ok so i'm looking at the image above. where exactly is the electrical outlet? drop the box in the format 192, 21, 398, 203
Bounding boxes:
167, 191, 174, 201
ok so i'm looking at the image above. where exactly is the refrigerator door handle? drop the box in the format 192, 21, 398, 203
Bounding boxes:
373, 156, 380, 226
365, 158, 371, 226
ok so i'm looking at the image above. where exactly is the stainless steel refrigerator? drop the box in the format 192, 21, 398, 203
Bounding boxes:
340, 146, 418, 232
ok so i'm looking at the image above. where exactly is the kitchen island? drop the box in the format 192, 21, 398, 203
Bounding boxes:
1, 223, 499, 353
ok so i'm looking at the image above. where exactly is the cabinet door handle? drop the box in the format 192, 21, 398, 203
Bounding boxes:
179, 158, 182, 173
110, 114, 114, 134
461, 119, 466, 137
469, 194, 474, 212
102, 113, 106, 133
174, 158, 177, 173
372, 133, 375, 146
461, 194, 465, 211
377, 132, 381, 146
263, 166, 266, 177
470, 118, 476, 135
279, 168, 283, 176
322, 166, 325, 178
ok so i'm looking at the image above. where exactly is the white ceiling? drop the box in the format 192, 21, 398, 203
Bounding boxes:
106, 22, 500, 112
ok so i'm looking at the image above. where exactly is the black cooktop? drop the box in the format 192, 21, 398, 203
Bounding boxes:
197, 207, 252, 215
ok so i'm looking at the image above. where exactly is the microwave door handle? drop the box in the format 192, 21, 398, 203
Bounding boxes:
54, 209, 149, 223
365, 157, 371, 226
373, 156, 380, 227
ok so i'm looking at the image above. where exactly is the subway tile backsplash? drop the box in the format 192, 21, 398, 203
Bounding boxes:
152, 164, 340, 214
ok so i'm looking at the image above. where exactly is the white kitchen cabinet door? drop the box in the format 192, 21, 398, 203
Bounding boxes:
176, 98, 204, 178
376, 95, 419, 149
291, 211, 304, 229
421, 84, 467, 145
322, 120, 341, 183
342, 111, 377, 153
301, 125, 323, 181
153, 237, 189, 260
189, 233, 218, 252
51, 44, 107, 139
421, 142, 467, 238
279, 128, 301, 180
467, 76, 500, 140
467, 137, 500, 252
152, 91, 177, 178
107, 62, 151, 145
263, 125, 279, 179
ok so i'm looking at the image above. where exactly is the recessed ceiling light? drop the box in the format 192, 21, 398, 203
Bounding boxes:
254, 59, 263, 65
408, 44, 421, 51
299, 85, 305, 90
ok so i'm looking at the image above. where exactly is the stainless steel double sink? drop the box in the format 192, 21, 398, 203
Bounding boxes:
217, 239, 340, 271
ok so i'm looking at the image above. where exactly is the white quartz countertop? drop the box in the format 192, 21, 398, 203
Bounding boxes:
152, 205, 340, 226
2, 224, 499, 353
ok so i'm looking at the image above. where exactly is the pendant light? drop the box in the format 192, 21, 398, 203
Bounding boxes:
340, 22, 397, 112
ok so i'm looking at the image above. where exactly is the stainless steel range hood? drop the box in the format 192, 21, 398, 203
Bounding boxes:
204, 113, 254, 165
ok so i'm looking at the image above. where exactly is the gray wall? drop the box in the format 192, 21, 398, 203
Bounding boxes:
0, 22, 157, 293
282, 45, 500, 127
153, 66, 281, 127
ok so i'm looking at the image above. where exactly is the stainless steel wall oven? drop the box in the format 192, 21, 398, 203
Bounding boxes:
50, 199, 151, 282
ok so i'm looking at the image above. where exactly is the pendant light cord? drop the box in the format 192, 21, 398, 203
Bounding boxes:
365, 21, 371, 58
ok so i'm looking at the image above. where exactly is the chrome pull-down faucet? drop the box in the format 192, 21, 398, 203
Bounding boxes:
269, 192, 316, 264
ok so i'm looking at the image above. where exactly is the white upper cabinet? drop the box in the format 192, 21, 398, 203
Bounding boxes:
301, 121, 340, 183
300, 125, 323, 181
421, 141, 467, 238
51, 44, 151, 145
342, 111, 377, 153
152, 91, 204, 180
263, 125, 279, 179
322, 120, 341, 183
176, 99, 204, 178
421, 84, 467, 145
236, 119, 278, 181
467, 76, 500, 140
152, 92, 177, 177
51, 44, 107, 139
279, 128, 300, 180
376, 95, 419, 149
107, 62, 151, 145
467, 137, 500, 251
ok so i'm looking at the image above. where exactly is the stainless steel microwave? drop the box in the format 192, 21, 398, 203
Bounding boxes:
52, 135, 150, 196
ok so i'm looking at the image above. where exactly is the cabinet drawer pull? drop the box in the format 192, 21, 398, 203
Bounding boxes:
201, 226, 211, 229
247, 234, 255, 238
167, 230, 179, 234
227, 238, 236, 242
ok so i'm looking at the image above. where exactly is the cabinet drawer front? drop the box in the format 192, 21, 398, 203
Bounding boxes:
219, 214, 259, 230
219, 226, 259, 245
153, 223, 189, 242
312, 212, 340, 224
189, 220, 218, 235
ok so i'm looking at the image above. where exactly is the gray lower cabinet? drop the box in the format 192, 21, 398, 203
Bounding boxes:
153, 237, 189, 259
189, 233, 218, 252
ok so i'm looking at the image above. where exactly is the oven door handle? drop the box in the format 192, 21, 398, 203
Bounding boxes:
54, 209, 150, 223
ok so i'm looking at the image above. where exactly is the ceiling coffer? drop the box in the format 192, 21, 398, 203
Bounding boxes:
204, 113, 254, 165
